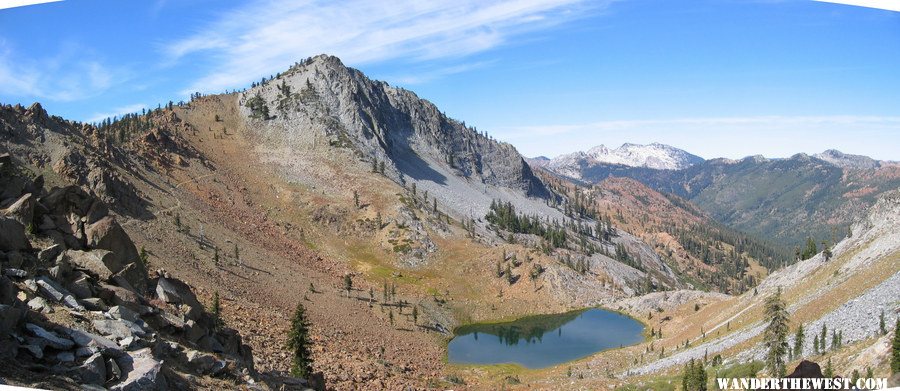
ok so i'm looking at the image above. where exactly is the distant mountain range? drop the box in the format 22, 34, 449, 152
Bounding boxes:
531, 144, 900, 247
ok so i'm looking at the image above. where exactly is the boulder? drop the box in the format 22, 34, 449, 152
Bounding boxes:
1, 193, 35, 227
40, 186, 94, 219
67, 249, 120, 281
77, 353, 107, 385
34, 275, 84, 311
27, 296, 52, 313
185, 349, 227, 376
25, 323, 75, 350
0, 217, 30, 251
67, 274, 93, 299
2, 268, 26, 278
155, 277, 202, 320
0, 275, 16, 305
5, 251, 24, 268
21, 343, 43, 359
57, 351, 75, 363
0, 304, 23, 335
109, 305, 146, 328
92, 319, 147, 341
98, 283, 144, 313
61, 327, 123, 357
85, 217, 147, 294
80, 297, 108, 311
38, 244, 63, 263
198, 335, 224, 353
110, 348, 168, 391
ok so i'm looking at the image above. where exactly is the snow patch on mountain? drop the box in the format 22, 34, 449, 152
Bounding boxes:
532, 143, 703, 178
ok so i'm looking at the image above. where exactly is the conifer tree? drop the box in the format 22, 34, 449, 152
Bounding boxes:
763, 287, 790, 377
343, 274, 353, 297
824, 358, 833, 378
286, 302, 313, 378
892, 318, 900, 374
793, 323, 804, 358
211, 291, 223, 331
879, 310, 886, 335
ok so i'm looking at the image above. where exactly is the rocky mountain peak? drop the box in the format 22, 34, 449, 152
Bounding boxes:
813, 149, 880, 170
239, 54, 549, 198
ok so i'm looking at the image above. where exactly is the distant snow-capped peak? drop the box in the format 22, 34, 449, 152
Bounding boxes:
540, 143, 703, 176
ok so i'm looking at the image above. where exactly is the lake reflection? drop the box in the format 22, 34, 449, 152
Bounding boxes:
448, 308, 644, 369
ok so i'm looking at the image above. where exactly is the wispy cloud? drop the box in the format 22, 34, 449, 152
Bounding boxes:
164, 0, 609, 94
0, 41, 128, 102
86, 103, 147, 123
814, 0, 900, 12
0, 0, 63, 10
386, 60, 497, 84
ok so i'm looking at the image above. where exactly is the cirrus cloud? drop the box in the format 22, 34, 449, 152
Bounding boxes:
164, 0, 611, 94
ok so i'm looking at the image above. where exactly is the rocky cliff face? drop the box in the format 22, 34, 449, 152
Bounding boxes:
238, 55, 548, 198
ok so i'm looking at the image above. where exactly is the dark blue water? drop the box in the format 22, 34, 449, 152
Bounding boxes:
448, 308, 644, 369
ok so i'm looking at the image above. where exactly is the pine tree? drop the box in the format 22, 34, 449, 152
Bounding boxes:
824, 358, 833, 378
211, 291, 222, 331
412, 305, 418, 326
793, 323, 804, 358
343, 274, 353, 297
139, 246, 149, 265
879, 310, 886, 335
892, 318, 900, 374
763, 287, 790, 377
286, 302, 313, 378
813, 335, 820, 355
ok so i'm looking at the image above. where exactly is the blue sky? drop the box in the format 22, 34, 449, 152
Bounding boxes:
1, 0, 898, 160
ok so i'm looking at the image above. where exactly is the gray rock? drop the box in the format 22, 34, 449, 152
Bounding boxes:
0, 304, 22, 335
155, 277, 202, 320
61, 327, 123, 357
67, 274, 93, 299
34, 275, 66, 301
86, 217, 147, 294
155, 310, 185, 330
79, 297, 107, 311
34, 275, 85, 311
6, 251, 23, 268
110, 348, 167, 391
25, 323, 75, 350
77, 353, 106, 385
92, 318, 146, 341
184, 320, 206, 343
38, 244, 63, 263
0, 275, 16, 305
1, 193, 35, 227
98, 283, 143, 313
107, 357, 122, 381
21, 343, 43, 359
185, 349, 227, 375
198, 335, 224, 353
57, 351, 75, 362
0, 217, 30, 251
27, 296, 52, 313
67, 249, 120, 281
3, 268, 27, 278
109, 305, 145, 328
75, 345, 99, 357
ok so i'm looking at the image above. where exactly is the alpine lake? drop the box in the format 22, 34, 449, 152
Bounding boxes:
448, 308, 645, 369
